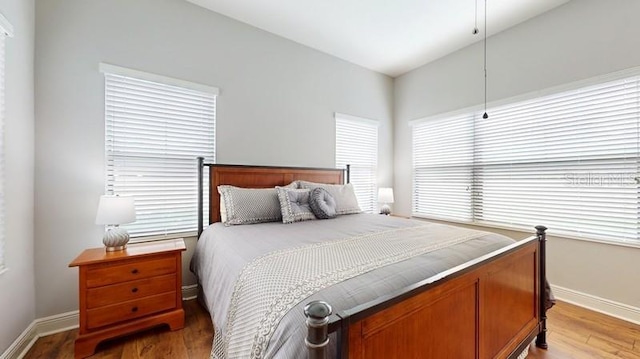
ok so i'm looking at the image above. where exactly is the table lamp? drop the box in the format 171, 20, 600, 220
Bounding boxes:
95, 195, 136, 251
378, 188, 394, 215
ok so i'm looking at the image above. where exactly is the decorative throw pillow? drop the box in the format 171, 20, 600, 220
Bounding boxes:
276, 187, 316, 224
298, 181, 362, 215
309, 188, 337, 219
220, 198, 227, 223
217, 185, 282, 225
283, 181, 299, 189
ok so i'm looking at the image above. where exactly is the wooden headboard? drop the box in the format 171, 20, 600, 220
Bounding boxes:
197, 160, 347, 237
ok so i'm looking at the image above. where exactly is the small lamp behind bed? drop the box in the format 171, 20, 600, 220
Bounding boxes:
95, 195, 136, 251
378, 188, 394, 215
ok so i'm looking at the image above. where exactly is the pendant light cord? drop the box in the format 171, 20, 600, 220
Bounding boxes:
473, 0, 479, 34
483, 0, 488, 119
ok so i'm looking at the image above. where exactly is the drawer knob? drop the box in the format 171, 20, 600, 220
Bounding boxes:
131, 306, 138, 313
131, 269, 139, 274
131, 287, 138, 293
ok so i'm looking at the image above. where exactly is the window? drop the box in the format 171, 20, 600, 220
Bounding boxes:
101, 64, 217, 239
413, 71, 640, 245
0, 14, 13, 270
336, 113, 378, 213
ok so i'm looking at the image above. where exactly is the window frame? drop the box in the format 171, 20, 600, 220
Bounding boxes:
100, 63, 218, 241
411, 66, 640, 248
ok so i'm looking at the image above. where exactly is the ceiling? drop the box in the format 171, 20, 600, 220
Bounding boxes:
186, 0, 570, 77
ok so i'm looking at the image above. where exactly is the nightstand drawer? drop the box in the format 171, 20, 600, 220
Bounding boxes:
86, 256, 176, 288
86, 291, 177, 330
86, 274, 177, 309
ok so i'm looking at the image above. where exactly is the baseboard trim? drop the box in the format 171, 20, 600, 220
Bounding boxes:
0, 321, 37, 359
1, 285, 199, 359
34, 310, 80, 338
182, 284, 198, 301
551, 284, 640, 325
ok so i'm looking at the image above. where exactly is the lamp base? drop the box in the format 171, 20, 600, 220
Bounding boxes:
103, 227, 130, 252
105, 244, 127, 252
380, 204, 391, 215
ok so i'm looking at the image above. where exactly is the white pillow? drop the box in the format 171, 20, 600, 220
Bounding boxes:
297, 181, 362, 215
220, 197, 227, 223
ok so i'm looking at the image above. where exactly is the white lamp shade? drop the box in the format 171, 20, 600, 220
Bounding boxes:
378, 188, 394, 204
95, 195, 136, 225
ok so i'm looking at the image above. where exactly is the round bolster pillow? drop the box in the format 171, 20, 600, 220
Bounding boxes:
309, 188, 337, 219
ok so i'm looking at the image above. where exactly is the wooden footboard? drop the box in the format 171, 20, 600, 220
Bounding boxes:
305, 227, 548, 359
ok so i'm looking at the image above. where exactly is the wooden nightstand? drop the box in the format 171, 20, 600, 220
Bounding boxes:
69, 238, 186, 358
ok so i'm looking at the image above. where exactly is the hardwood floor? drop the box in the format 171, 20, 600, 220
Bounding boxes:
525, 301, 640, 359
24, 300, 213, 359
23, 299, 640, 358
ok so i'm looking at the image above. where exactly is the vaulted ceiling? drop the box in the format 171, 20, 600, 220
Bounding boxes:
186, 0, 570, 77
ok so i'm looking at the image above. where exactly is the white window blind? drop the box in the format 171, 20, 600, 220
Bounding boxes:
413, 73, 640, 244
336, 114, 378, 213
103, 65, 217, 239
412, 113, 475, 222
0, 15, 12, 270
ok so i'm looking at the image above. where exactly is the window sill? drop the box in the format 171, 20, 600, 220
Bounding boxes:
411, 214, 640, 250
129, 231, 197, 244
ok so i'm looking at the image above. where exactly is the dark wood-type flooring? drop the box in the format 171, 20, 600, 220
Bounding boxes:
24, 300, 213, 359
23, 300, 640, 358
528, 301, 640, 359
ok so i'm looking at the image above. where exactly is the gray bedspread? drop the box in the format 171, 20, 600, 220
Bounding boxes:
190, 214, 514, 359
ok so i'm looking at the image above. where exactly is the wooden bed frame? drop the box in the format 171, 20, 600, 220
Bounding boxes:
196, 159, 548, 359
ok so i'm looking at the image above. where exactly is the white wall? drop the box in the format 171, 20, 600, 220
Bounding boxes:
34, 0, 393, 318
0, 0, 35, 354
394, 0, 640, 308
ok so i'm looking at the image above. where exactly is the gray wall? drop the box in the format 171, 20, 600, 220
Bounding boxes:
394, 0, 640, 308
0, 0, 35, 353
34, 0, 393, 318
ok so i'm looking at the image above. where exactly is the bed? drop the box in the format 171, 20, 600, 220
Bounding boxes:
191, 160, 550, 359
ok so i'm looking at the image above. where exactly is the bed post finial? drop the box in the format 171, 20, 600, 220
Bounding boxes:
535, 225, 548, 349
345, 164, 350, 184
535, 225, 547, 235
197, 157, 204, 239
304, 301, 332, 359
